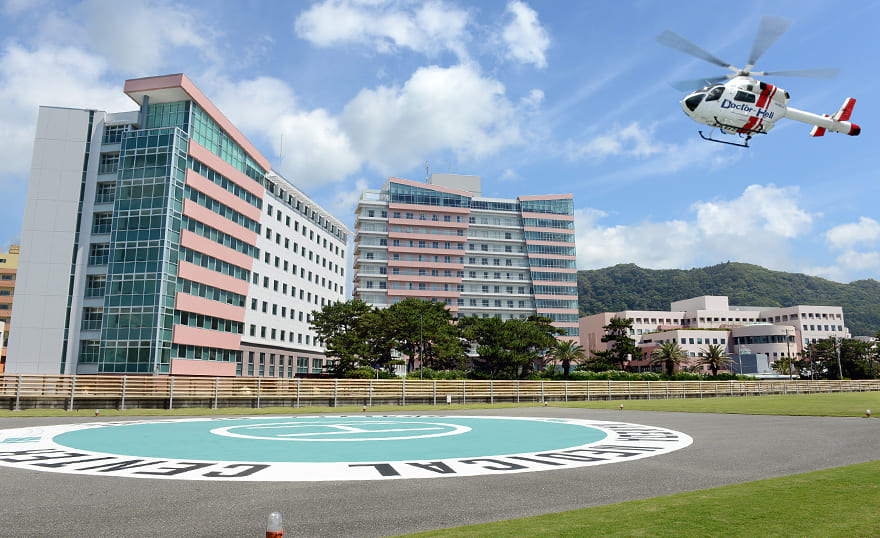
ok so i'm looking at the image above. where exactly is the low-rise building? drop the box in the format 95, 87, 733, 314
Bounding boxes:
579, 295, 848, 373
0, 245, 19, 372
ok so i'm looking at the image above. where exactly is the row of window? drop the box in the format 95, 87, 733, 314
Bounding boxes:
246, 324, 318, 347
262, 228, 343, 277
242, 351, 324, 376
265, 208, 344, 258
265, 179, 347, 243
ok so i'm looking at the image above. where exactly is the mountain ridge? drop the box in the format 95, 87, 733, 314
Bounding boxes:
576, 262, 880, 336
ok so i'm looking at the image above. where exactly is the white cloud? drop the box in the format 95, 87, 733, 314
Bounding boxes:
210, 64, 524, 187
825, 217, 880, 249
501, 1, 550, 68
569, 122, 668, 160
294, 0, 471, 60
79, 0, 217, 74
332, 178, 370, 217
575, 184, 817, 274
0, 43, 131, 181
693, 184, 813, 239
342, 63, 522, 173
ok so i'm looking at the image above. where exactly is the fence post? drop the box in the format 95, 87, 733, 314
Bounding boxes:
541, 380, 545, 403
120, 376, 127, 411
516, 379, 520, 403
14, 374, 22, 411
68, 375, 77, 412
564, 380, 568, 403
168, 376, 174, 410
587, 380, 590, 401
628, 380, 631, 400
666, 381, 670, 400
296, 378, 300, 408
463, 379, 466, 405
490, 380, 494, 405
334, 378, 338, 408
256, 378, 261, 409
402, 377, 406, 407
607, 379, 611, 401
369, 378, 373, 408
433, 380, 436, 406
699, 379, 702, 399
213, 377, 219, 410
730, 381, 733, 397
714, 382, 717, 398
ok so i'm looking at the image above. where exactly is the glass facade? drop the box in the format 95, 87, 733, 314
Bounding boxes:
98, 126, 187, 373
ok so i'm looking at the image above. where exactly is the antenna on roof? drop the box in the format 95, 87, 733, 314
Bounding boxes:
425, 160, 429, 182
279, 135, 283, 166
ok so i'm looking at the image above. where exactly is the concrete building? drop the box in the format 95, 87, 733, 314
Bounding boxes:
579, 295, 848, 373
353, 174, 578, 339
7, 74, 350, 377
0, 245, 18, 372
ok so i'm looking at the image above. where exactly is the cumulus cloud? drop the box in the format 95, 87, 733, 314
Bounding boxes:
210, 64, 525, 187
79, 0, 218, 74
343, 63, 521, 173
575, 184, 816, 274
825, 217, 880, 249
0, 43, 131, 180
501, 1, 550, 68
294, 0, 471, 60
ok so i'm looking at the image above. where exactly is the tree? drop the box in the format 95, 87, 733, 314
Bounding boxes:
460, 315, 562, 378
309, 299, 374, 376
547, 340, 586, 377
595, 317, 640, 370
650, 342, 688, 376
698, 343, 733, 376
383, 298, 464, 373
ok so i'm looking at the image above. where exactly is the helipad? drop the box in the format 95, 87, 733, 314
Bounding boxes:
0, 415, 692, 481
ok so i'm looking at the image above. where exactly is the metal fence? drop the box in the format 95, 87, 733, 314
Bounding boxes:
1, 374, 878, 411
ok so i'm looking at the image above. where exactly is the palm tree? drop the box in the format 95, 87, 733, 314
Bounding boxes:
548, 340, 586, 377
650, 342, 688, 376
698, 343, 733, 376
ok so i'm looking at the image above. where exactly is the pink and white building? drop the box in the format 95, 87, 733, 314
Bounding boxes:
7, 74, 349, 377
353, 173, 578, 339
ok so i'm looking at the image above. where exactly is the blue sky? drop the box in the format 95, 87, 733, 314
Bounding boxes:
1, 0, 878, 283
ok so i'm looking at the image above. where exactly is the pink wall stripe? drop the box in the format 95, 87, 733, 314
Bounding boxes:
189, 141, 265, 199
172, 324, 242, 350
175, 292, 246, 323
182, 200, 258, 246
185, 169, 262, 222
177, 261, 250, 296
170, 358, 237, 377
180, 229, 254, 271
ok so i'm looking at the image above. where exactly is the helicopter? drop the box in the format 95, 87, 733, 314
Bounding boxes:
656, 15, 860, 147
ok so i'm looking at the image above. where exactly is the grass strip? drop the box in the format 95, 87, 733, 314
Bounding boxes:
1, 392, 877, 418
401, 460, 880, 537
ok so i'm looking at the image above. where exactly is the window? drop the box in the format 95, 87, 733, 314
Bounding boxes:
88, 244, 110, 266
85, 275, 107, 297
92, 213, 113, 235
734, 90, 756, 103
95, 182, 115, 204
98, 152, 119, 174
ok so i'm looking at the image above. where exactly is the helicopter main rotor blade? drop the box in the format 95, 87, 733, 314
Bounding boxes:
656, 29, 737, 71
751, 67, 841, 79
746, 15, 793, 70
670, 76, 729, 92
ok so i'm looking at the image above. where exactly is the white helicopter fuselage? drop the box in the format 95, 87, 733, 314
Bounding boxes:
681, 76, 860, 138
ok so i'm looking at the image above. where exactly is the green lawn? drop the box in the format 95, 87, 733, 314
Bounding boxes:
1, 391, 877, 417
400, 460, 880, 537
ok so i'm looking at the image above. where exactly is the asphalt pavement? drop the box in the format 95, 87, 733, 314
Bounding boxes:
1, 407, 877, 537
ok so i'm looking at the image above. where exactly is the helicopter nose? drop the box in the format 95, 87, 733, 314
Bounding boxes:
683, 93, 704, 113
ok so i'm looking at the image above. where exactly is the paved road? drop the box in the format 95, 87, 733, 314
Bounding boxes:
1, 407, 877, 537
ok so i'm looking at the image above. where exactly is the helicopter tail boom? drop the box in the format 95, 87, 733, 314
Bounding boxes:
785, 98, 860, 137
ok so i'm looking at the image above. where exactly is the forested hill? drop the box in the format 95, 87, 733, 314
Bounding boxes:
576, 262, 880, 336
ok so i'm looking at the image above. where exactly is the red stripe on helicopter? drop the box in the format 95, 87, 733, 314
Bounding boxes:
738, 116, 762, 134
757, 84, 776, 108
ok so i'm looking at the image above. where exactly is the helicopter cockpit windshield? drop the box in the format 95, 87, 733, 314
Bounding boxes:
684, 92, 704, 111
705, 85, 724, 101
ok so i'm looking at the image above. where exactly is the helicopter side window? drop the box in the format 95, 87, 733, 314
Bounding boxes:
705, 86, 724, 102
734, 91, 756, 104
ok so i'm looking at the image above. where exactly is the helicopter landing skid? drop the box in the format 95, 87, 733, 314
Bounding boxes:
698, 117, 768, 148
698, 130, 751, 148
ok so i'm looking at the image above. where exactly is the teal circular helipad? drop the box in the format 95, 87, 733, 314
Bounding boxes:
0, 415, 692, 481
